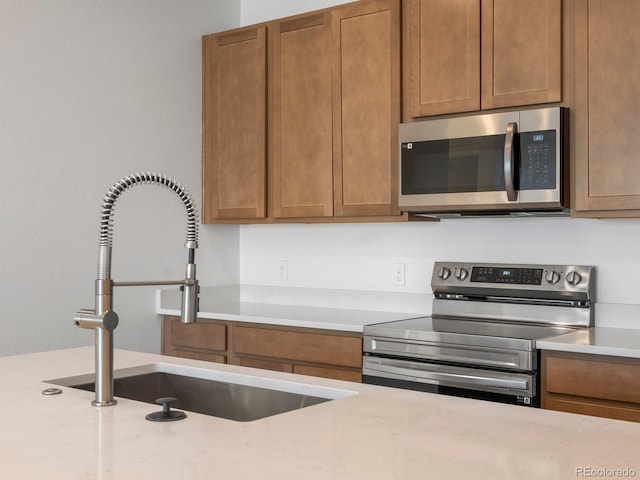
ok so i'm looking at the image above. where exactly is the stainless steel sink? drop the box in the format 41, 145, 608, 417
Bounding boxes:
46, 363, 357, 422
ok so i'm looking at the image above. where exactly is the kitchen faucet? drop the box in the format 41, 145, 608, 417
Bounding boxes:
74, 172, 199, 407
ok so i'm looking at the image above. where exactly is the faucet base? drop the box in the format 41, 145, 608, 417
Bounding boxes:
92, 399, 118, 407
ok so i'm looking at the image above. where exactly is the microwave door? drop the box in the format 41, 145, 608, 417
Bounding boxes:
399, 140, 516, 209
399, 111, 521, 212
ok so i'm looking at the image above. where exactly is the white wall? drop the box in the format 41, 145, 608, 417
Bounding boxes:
238, 0, 640, 314
240, 218, 640, 307
0, 0, 241, 356
241, 0, 350, 25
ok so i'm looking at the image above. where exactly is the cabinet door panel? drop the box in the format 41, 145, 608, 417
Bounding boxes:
271, 13, 334, 218
405, 0, 480, 117
333, 0, 400, 216
574, 0, 640, 213
202, 27, 267, 221
481, 0, 561, 109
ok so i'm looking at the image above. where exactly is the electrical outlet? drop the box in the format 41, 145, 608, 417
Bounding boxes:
278, 261, 288, 281
393, 263, 405, 286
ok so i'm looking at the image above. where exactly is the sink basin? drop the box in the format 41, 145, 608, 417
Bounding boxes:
46, 363, 357, 422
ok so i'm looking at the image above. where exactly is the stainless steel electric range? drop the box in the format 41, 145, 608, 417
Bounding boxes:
363, 262, 595, 407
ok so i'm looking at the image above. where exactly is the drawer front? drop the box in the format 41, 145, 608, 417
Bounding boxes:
232, 326, 362, 368
294, 364, 362, 382
169, 318, 227, 351
544, 353, 640, 404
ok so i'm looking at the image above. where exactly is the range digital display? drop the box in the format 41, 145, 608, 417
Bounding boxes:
470, 267, 543, 285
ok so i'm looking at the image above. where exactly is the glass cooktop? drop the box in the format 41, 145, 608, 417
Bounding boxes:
365, 316, 577, 342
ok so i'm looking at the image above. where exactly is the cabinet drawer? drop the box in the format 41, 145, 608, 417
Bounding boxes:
293, 364, 362, 382
544, 353, 640, 404
232, 326, 362, 368
169, 319, 226, 351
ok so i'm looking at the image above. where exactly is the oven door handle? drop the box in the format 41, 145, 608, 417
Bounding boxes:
504, 122, 518, 202
420, 369, 528, 390
364, 357, 530, 391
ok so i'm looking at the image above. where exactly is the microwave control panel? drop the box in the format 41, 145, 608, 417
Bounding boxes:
519, 130, 556, 190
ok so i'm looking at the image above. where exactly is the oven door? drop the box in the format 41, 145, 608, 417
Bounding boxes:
363, 356, 536, 405
363, 332, 534, 371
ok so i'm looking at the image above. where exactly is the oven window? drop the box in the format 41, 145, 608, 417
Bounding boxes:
401, 134, 508, 194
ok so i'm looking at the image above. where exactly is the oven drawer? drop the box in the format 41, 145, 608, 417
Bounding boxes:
363, 336, 533, 371
363, 356, 535, 398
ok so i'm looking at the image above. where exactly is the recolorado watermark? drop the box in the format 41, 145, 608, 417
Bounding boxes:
576, 467, 637, 478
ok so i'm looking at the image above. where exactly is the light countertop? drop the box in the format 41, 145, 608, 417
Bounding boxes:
3, 347, 640, 479
537, 327, 640, 358
167, 301, 421, 332
156, 287, 424, 332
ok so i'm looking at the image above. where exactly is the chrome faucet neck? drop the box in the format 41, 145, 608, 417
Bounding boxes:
75, 172, 200, 407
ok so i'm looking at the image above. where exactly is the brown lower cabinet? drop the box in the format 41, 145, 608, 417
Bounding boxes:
162, 316, 363, 383
541, 350, 640, 422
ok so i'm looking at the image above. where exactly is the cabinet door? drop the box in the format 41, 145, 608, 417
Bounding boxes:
573, 0, 640, 215
481, 0, 561, 109
271, 13, 334, 218
333, 0, 401, 217
202, 27, 267, 222
404, 0, 480, 118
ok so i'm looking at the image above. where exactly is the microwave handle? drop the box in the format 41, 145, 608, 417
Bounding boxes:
504, 122, 518, 201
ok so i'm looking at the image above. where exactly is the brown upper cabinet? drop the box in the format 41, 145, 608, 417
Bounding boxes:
270, 12, 334, 219
404, 0, 562, 119
572, 0, 640, 216
202, 0, 402, 223
202, 26, 267, 222
332, 0, 401, 217
271, 0, 402, 219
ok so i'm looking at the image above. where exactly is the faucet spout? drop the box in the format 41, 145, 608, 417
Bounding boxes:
75, 172, 200, 407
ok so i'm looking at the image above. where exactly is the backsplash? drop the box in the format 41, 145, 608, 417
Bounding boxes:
239, 216, 640, 307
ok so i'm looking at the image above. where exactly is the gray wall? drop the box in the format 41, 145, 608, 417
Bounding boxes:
0, 0, 241, 356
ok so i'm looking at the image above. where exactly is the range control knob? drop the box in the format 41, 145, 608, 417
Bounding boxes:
437, 267, 451, 280
566, 271, 582, 286
545, 270, 561, 285
455, 268, 469, 281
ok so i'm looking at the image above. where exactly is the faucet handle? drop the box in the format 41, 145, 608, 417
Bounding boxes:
74, 310, 119, 331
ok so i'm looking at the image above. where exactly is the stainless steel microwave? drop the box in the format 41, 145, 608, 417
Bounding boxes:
398, 107, 568, 216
